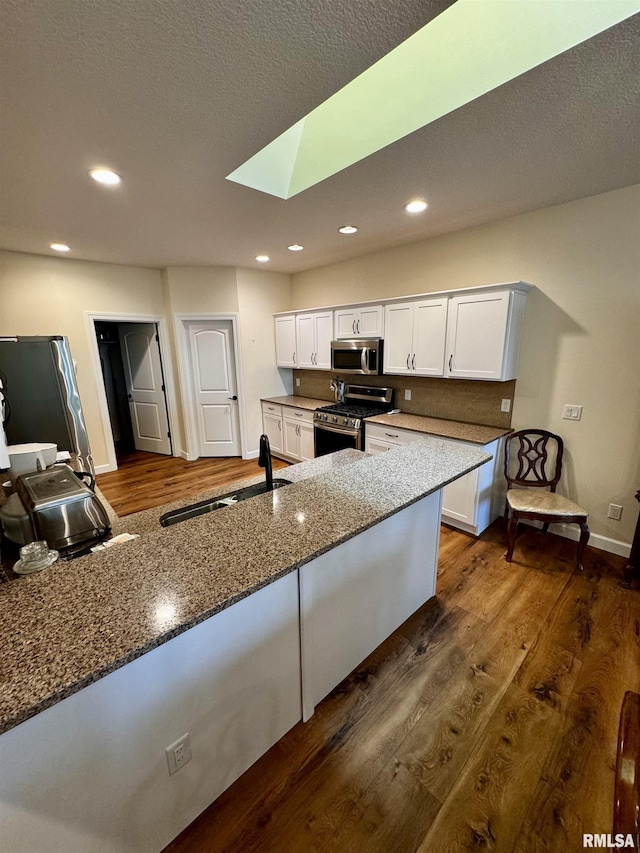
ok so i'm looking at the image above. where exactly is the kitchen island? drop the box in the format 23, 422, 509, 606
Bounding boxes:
0, 439, 489, 853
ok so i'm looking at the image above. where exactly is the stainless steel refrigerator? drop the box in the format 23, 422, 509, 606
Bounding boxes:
0, 336, 94, 475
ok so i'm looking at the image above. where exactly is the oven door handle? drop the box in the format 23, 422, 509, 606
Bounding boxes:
314, 422, 360, 438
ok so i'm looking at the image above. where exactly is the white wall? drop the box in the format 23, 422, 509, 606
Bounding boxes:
291, 185, 640, 547
236, 267, 292, 453
0, 250, 164, 469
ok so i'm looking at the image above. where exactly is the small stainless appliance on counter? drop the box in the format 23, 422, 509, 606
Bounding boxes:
313, 384, 394, 456
330, 338, 383, 375
4, 465, 110, 553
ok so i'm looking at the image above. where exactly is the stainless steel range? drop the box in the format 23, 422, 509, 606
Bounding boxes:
313, 384, 394, 456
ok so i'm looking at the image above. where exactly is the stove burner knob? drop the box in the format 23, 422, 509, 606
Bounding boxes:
351, 419, 357, 427
323, 414, 328, 420
332, 416, 338, 423
343, 418, 348, 425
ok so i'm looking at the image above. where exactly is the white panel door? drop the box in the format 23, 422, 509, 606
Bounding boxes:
188, 322, 240, 457
383, 303, 414, 374
413, 298, 448, 376
299, 421, 315, 461
118, 323, 171, 455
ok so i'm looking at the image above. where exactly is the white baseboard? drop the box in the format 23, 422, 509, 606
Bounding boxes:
94, 462, 115, 475
523, 519, 631, 559
179, 449, 190, 461
242, 450, 259, 460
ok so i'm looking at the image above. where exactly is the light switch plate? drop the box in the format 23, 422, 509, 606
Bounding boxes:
501, 399, 511, 413
563, 404, 583, 421
295, 378, 300, 387
404, 389, 411, 401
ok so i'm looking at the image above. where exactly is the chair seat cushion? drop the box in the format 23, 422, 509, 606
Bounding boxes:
507, 488, 588, 517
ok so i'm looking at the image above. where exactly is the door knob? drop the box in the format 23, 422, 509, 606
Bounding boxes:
228, 395, 238, 400
128, 393, 132, 400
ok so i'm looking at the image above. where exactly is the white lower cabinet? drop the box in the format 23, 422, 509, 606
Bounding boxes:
261, 402, 283, 454
262, 402, 315, 462
365, 422, 503, 536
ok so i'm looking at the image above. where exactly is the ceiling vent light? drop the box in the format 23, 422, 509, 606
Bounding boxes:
288, 244, 304, 252
50, 242, 70, 252
338, 225, 358, 234
89, 168, 122, 186
255, 254, 270, 263
404, 199, 428, 214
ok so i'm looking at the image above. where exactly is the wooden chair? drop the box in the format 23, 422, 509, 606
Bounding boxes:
504, 429, 590, 571
614, 691, 640, 840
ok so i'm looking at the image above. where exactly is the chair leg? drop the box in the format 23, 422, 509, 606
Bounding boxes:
542, 522, 550, 535
505, 512, 519, 562
576, 520, 590, 572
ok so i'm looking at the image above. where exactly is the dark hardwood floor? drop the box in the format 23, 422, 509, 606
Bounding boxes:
99, 453, 639, 852
96, 450, 289, 516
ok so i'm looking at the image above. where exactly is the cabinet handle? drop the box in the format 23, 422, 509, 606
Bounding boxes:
411, 354, 416, 369
314, 352, 317, 365
267, 406, 274, 411
406, 353, 410, 369
296, 424, 301, 436
449, 354, 453, 371
356, 319, 360, 334
385, 432, 399, 438
293, 351, 296, 363
353, 320, 356, 334
278, 421, 282, 430
295, 412, 303, 417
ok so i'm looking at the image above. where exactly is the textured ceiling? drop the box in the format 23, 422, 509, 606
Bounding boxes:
0, 0, 639, 273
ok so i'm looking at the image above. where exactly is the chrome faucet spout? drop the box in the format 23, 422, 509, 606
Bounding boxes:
258, 434, 273, 491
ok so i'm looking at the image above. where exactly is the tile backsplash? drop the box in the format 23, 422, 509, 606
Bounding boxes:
294, 370, 515, 428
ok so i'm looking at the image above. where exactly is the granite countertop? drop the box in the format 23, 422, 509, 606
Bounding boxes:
0, 440, 489, 735
367, 412, 511, 445
261, 395, 333, 410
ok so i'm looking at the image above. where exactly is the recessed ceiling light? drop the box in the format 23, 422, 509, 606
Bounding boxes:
255, 254, 270, 263
404, 199, 428, 214
338, 225, 358, 234
50, 242, 70, 252
288, 244, 304, 252
89, 168, 122, 186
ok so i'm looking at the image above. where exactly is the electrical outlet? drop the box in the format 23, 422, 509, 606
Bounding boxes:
404, 389, 411, 401
608, 503, 623, 521
295, 377, 300, 387
563, 404, 583, 421
166, 733, 192, 776
501, 399, 511, 413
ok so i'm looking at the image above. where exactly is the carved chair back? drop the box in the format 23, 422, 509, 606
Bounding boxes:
504, 429, 564, 492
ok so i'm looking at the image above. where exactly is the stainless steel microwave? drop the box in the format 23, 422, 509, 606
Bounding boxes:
330, 339, 383, 375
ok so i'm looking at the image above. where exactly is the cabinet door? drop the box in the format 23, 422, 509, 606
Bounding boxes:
383, 303, 413, 374
262, 412, 283, 454
274, 316, 297, 368
313, 312, 333, 370
446, 291, 511, 380
334, 309, 358, 339
282, 417, 302, 459
357, 305, 384, 338
413, 298, 448, 376
364, 436, 397, 454
299, 421, 315, 461
295, 314, 316, 369
441, 468, 479, 526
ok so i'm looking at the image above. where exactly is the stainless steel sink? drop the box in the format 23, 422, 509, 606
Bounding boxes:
159, 479, 293, 527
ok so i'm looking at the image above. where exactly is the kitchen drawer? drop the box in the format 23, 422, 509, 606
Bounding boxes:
261, 401, 283, 418
283, 406, 314, 425
365, 422, 423, 447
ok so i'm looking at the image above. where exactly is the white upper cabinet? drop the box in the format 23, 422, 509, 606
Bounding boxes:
295, 311, 333, 370
274, 316, 297, 368
383, 298, 448, 376
445, 288, 527, 381
334, 305, 384, 339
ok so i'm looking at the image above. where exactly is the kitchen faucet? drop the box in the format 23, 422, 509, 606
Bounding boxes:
258, 434, 273, 491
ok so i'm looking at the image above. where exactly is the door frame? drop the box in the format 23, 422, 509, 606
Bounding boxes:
85, 311, 180, 473
174, 314, 248, 461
